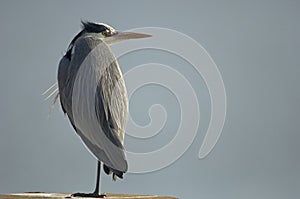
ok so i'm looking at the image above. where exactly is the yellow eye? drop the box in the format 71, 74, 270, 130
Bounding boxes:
102, 31, 107, 36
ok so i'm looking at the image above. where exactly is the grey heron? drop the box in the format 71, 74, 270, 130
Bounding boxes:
57, 21, 151, 197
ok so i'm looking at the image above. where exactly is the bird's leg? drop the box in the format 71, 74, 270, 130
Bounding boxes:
71, 161, 106, 198
93, 161, 102, 196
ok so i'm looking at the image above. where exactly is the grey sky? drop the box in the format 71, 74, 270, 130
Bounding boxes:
0, 1, 299, 199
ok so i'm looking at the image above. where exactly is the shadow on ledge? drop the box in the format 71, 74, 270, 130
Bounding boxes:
0, 192, 178, 199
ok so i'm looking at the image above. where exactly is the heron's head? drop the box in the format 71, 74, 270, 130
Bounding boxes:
82, 21, 151, 45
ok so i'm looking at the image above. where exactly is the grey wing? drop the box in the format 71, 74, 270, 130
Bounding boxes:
58, 35, 128, 172
57, 55, 70, 114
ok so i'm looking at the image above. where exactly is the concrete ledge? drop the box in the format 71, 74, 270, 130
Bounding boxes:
0, 193, 178, 199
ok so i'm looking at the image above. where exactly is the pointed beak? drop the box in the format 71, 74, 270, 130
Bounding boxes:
105, 31, 152, 45
115, 32, 152, 40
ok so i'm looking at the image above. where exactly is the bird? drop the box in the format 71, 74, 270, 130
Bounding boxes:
56, 21, 151, 197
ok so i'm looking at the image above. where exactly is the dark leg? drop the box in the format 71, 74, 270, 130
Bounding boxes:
70, 161, 106, 198
93, 161, 101, 195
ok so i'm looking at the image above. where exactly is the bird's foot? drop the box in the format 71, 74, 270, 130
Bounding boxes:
69, 192, 106, 198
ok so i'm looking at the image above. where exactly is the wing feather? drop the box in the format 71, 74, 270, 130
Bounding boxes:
58, 34, 128, 172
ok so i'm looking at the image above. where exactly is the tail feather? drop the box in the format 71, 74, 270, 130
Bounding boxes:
103, 164, 124, 181
103, 164, 112, 175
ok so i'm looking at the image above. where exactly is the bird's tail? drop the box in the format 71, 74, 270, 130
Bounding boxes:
103, 164, 124, 181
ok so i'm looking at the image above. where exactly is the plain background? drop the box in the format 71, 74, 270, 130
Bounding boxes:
0, 1, 299, 199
